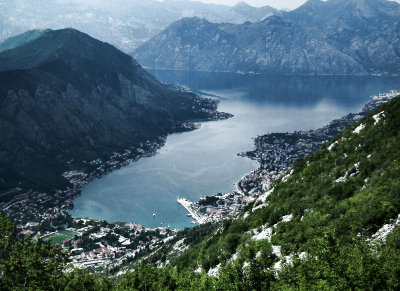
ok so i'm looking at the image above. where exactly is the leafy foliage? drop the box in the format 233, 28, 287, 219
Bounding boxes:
0, 212, 110, 290
115, 95, 400, 289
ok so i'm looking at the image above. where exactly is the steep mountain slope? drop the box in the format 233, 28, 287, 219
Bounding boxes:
287, 0, 400, 74
0, 0, 276, 52
133, 0, 400, 74
133, 16, 364, 74
119, 94, 400, 289
0, 28, 224, 199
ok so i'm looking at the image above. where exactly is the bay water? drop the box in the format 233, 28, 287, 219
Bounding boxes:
70, 72, 399, 229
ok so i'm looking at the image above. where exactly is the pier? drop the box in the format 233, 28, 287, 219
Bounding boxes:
177, 198, 207, 224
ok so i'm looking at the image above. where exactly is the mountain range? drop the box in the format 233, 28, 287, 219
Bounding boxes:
0, 28, 223, 199
1, 1, 400, 288
0, 0, 276, 53
133, 0, 400, 75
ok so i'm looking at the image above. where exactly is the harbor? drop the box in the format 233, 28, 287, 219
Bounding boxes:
177, 198, 207, 224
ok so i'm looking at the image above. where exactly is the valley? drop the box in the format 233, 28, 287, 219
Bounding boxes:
1, 0, 400, 289
6, 72, 399, 273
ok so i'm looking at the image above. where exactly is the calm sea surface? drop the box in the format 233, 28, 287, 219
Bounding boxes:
70, 71, 400, 229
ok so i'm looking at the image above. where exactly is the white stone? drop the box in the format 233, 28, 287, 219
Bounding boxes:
328, 141, 338, 151
207, 263, 221, 276
256, 187, 274, 204
373, 111, 385, 125
281, 214, 293, 223
272, 245, 281, 258
353, 123, 365, 134
372, 214, 400, 241
252, 227, 273, 241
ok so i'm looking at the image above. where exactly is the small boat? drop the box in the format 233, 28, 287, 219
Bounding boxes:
153, 213, 156, 217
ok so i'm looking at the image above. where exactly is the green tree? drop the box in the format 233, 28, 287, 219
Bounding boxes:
0, 211, 68, 290
0, 211, 111, 291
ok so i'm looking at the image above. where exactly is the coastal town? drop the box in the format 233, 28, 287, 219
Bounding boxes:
0, 87, 234, 271
235, 90, 400, 195
0, 137, 167, 226
1, 89, 398, 270
0, 85, 232, 227
176, 90, 400, 223
18, 216, 177, 270
0, 98, 233, 227
0, 135, 188, 270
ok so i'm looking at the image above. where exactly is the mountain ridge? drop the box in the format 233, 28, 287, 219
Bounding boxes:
0, 0, 277, 52
0, 29, 51, 53
0, 28, 227, 200
133, 0, 400, 75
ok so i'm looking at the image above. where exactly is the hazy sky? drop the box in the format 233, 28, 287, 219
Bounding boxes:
193, 0, 400, 10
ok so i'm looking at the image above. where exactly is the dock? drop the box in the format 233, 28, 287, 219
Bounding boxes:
177, 198, 207, 224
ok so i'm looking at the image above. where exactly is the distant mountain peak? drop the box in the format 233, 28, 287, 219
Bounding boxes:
235, 2, 251, 8
297, 0, 400, 14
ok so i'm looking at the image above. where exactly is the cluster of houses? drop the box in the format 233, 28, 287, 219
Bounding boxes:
236, 91, 400, 197
62, 219, 175, 269
1, 189, 76, 227
236, 132, 325, 195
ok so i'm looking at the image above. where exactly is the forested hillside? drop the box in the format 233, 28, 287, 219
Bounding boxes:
2, 94, 399, 289
118, 94, 400, 289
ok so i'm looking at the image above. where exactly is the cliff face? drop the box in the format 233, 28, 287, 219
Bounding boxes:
133, 0, 400, 75
0, 28, 221, 196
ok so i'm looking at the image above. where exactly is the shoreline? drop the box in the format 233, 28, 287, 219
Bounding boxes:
1, 92, 232, 230
6, 89, 399, 271
147, 67, 400, 77
177, 90, 400, 225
